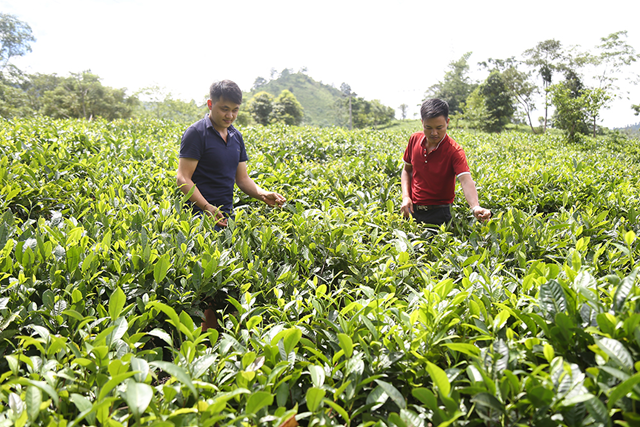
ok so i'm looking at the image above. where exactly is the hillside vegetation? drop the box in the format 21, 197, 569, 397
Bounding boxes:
244, 72, 345, 127
0, 118, 639, 426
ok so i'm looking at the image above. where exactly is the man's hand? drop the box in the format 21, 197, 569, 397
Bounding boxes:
261, 192, 286, 207
400, 196, 414, 218
472, 206, 491, 222
204, 204, 227, 227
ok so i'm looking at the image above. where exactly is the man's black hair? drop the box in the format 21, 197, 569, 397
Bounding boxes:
420, 98, 449, 120
209, 80, 243, 104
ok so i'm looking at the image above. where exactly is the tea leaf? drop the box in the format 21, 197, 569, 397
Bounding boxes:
245, 391, 274, 414
305, 387, 325, 412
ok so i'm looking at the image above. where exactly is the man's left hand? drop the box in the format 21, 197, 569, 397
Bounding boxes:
261, 192, 286, 207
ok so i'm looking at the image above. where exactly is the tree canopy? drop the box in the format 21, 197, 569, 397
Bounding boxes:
424, 52, 476, 115
0, 13, 35, 71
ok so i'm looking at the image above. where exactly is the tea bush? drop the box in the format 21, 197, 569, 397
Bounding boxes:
0, 117, 639, 426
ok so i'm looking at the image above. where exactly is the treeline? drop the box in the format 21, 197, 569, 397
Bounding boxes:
0, 13, 205, 123
427, 32, 640, 141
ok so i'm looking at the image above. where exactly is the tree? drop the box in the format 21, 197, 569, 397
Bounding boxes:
340, 83, 353, 130
479, 71, 514, 132
0, 13, 35, 72
42, 71, 138, 120
523, 39, 565, 132
0, 78, 30, 117
424, 52, 476, 114
133, 86, 205, 123
368, 100, 395, 128
592, 31, 639, 93
247, 91, 274, 125
398, 104, 408, 120
633, 104, 640, 116
481, 57, 538, 133
582, 87, 610, 137
461, 87, 494, 131
252, 77, 267, 91
549, 82, 588, 143
502, 66, 538, 133
271, 89, 304, 125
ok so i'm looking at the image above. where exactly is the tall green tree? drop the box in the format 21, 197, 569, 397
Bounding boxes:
42, 71, 137, 120
481, 57, 538, 133
424, 52, 476, 114
479, 71, 514, 132
503, 66, 538, 133
523, 39, 565, 132
247, 91, 274, 125
461, 87, 494, 131
549, 83, 586, 143
271, 89, 304, 125
582, 87, 610, 137
592, 31, 639, 92
633, 104, 640, 116
0, 13, 35, 72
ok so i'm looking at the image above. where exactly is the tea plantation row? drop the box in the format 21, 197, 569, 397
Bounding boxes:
0, 117, 639, 427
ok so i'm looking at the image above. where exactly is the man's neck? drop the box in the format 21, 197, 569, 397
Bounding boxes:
425, 133, 446, 151
209, 114, 229, 141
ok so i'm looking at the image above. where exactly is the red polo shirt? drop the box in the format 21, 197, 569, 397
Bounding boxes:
402, 132, 470, 205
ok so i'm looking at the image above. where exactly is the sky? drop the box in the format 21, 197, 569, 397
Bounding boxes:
3, 0, 640, 128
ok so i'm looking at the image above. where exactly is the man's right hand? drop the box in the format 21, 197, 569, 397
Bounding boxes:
400, 196, 414, 218
204, 204, 227, 227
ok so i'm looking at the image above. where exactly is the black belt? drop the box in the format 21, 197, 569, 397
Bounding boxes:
415, 204, 450, 211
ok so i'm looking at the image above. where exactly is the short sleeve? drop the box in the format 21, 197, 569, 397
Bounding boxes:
180, 125, 204, 160
238, 133, 249, 163
403, 143, 412, 164
452, 148, 470, 176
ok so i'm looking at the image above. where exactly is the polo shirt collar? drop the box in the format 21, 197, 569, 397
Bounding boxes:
204, 114, 237, 139
421, 133, 448, 151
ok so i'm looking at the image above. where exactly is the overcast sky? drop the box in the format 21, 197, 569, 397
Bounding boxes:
3, 0, 640, 128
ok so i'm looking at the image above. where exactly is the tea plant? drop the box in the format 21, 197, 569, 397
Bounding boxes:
0, 117, 639, 426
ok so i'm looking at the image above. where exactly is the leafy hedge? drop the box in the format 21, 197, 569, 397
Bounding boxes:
0, 118, 639, 426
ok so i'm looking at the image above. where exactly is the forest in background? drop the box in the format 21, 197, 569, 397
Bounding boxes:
1, 12, 640, 141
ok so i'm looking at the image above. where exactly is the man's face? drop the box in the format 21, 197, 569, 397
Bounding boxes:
422, 115, 449, 145
208, 97, 240, 131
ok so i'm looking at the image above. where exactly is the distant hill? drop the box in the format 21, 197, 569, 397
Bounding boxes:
244, 72, 345, 127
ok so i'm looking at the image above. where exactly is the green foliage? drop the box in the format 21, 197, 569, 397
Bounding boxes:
461, 87, 494, 132
133, 86, 206, 124
244, 71, 344, 126
271, 89, 304, 125
1, 118, 640, 425
425, 52, 477, 115
0, 13, 35, 71
479, 71, 514, 132
550, 82, 611, 142
41, 71, 138, 120
248, 91, 274, 125
347, 97, 395, 129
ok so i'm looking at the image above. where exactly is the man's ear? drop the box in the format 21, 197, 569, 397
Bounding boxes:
207, 99, 213, 109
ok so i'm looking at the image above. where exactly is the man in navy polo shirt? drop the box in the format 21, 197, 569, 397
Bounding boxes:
401, 98, 491, 225
176, 79, 285, 227
177, 80, 285, 331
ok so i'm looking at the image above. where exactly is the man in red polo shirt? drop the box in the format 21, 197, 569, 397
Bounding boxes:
401, 98, 491, 225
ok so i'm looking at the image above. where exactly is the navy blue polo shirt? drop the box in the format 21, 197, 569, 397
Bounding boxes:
179, 115, 248, 213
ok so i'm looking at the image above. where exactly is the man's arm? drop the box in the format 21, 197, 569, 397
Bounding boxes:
176, 157, 227, 225
235, 162, 286, 207
400, 163, 413, 218
457, 173, 491, 221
